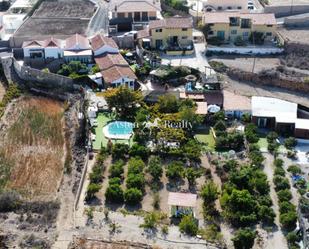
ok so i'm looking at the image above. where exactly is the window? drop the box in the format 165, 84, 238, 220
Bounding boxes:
155, 29, 162, 32
208, 31, 214, 35
182, 36, 188, 39
267, 25, 273, 27
218, 6, 222, 10
128, 12, 132, 18
118, 13, 125, 18
231, 30, 237, 35
237, 6, 242, 9
227, 6, 232, 9
182, 28, 188, 31
241, 19, 251, 28
243, 32, 249, 37
266, 32, 272, 36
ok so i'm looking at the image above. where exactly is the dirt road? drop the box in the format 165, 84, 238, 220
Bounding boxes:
262, 153, 288, 249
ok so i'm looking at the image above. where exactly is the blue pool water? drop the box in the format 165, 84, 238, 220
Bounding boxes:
108, 121, 134, 135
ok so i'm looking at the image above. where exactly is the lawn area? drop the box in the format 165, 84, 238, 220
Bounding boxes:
257, 137, 286, 153
92, 112, 134, 151
195, 128, 215, 151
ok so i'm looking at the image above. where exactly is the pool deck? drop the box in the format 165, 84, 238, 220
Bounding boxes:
92, 112, 133, 151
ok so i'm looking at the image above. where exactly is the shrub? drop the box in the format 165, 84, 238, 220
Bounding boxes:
147, 156, 163, 182
287, 150, 297, 159
109, 160, 125, 178
109, 177, 121, 185
105, 184, 124, 203
129, 144, 149, 160
268, 141, 279, 154
258, 205, 275, 225
112, 143, 129, 159
274, 167, 286, 177
266, 132, 278, 143
234, 36, 246, 46
286, 231, 301, 246
140, 212, 158, 229
89, 164, 104, 183
274, 158, 284, 168
280, 211, 297, 231
128, 157, 145, 174
232, 228, 256, 249
273, 176, 290, 191
284, 137, 297, 150
287, 164, 302, 175
279, 201, 296, 214
277, 189, 292, 202
126, 173, 145, 190
166, 161, 184, 180
86, 183, 101, 201
0, 190, 21, 212
214, 120, 226, 132
179, 215, 198, 236
124, 188, 143, 205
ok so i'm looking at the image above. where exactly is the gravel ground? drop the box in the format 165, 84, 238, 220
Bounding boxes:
223, 75, 309, 108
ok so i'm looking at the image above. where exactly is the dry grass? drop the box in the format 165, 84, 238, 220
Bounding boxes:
0, 96, 65, 200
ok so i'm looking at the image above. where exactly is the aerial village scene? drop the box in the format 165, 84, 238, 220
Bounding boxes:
0, 0, 309, 248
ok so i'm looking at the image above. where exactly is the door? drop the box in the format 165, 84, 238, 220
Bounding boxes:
155, 39, 163, 49
217, 31, 225, 40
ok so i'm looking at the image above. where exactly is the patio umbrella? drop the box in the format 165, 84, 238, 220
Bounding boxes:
125, 52, 133, 57
207, 104, 221, 113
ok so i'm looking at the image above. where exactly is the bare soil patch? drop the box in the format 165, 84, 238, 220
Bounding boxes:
0, 96, 65, 200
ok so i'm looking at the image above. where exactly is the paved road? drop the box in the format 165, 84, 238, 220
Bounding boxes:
87, 0, 109, 36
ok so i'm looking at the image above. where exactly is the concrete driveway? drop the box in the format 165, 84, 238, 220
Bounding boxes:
161, 43, 215, 76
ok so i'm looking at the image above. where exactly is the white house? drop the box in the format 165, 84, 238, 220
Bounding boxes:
95, 53, 136, 89
64, 34, 93, 63
90, 34, 119, 56
22, 38, 63, 60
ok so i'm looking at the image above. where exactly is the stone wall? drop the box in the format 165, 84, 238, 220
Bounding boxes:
0, 56, 75, 92
227, 67, 309, 93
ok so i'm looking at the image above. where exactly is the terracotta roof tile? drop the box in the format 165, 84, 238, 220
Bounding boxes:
101, 65, 137, 83
65, 33, 90, 50
95, 53, 128, 70
137, 29, 150, 39
90, 34, 118, 51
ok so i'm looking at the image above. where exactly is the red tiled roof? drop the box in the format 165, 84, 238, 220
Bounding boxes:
149, 16, 193, 30
43, 37, 61, 48
64, 33, 90, 50
137, 29, 150, 39
203, 12, 276, 25
95, 53, 128, 70
90, 34, 118, 51
101, 65, 137, 83
22, 40, 44, 48
168, 192, 197, 207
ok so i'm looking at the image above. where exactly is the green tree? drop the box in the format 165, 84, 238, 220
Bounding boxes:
166, 161, 184, 180
287, 164, 302, 175
273, 176, 290, 191
112, 144, 129, 160
124, 188, 143, 205
267, 132, 278, 143
232, 228, 256, 249
109, 160, 125, 178
103, 86, 142, 117
178, 106, 203, 130
221, 189, 257, 226
280, 211, 297, 231
284, 137, 297, 150
126, 173, 145, 190
105, 184, 124, 203
258, 205, 275, 225
128, 157, 145, 174
183, 167, 202, 187
147, 156, 163, 182
86, 183, 101, 201
155, 94, 180, 113
201, 180, 219, 204
129, 144, 149, 161
277, 189, 292, 202
214, 120, 226, 132
179, 215, 198, 236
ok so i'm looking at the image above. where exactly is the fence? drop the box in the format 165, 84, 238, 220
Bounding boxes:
12, 57, 74, 92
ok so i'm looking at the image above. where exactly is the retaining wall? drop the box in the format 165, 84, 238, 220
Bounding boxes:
12, 57, 74, 92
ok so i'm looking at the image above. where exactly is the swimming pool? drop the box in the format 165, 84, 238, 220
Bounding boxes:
103, 121, 134, 139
